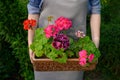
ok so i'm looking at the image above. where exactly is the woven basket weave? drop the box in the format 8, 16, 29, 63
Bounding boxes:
32, 55, 97, 71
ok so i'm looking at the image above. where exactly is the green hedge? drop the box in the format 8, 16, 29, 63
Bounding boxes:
98, 22, 120, 80
0, 0, 33, 80
0, 39, 20, 80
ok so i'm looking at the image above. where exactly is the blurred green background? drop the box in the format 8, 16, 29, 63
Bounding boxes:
0, 0, 120, 80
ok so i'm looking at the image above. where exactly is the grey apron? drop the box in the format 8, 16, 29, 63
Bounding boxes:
35, 0, 88, 80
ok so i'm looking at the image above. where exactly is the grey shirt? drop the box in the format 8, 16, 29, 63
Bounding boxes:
39, 0, 88, 39
27, 0, 101, 14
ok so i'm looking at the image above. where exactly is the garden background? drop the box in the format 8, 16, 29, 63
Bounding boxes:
0, 0, 120, 80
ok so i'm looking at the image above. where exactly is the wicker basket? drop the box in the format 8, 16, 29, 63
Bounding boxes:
32, 54, 98, 71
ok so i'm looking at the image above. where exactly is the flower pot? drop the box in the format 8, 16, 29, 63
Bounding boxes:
32, 54, 98, 71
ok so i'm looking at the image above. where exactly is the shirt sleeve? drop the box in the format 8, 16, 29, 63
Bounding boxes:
27, 0, 43, 14
89, 0, 101, 14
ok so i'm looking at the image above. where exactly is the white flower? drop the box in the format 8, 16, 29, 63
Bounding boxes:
75, 30, 86, 38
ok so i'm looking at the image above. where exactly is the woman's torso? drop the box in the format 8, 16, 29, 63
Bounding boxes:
39, 0, 88, 39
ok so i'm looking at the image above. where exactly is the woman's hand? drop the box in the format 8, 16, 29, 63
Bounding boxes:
29, 49, 34, 63
28, 29, 35, 63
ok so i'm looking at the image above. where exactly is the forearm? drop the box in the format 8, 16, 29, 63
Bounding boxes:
27, 0, 42, 62
90, 14, 101, 48
28, 14, 39, 48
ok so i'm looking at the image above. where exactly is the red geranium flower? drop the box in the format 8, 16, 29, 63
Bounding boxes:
23, 19, 36, 30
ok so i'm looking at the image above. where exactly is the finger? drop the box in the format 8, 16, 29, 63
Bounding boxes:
29, 51, 34, 63
30, 57, 33, 63
30, 52, 34, 63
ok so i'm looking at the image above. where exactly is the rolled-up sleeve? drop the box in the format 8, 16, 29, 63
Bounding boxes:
89, 0, 101, 14
27, 0, 43, 14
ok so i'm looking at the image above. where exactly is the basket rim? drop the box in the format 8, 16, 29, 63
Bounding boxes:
32, 54, 79, 61
32, 54, 98, 71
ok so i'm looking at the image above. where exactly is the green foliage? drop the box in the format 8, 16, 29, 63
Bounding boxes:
97, 1, 120, 80
79, 37, 101, 58
0, 0, 34, 80
0, 39, 21, 80
30, 28, 100, 64
98, 21, 120, 80
30, 28, 68, 63
101, 0, 120, 23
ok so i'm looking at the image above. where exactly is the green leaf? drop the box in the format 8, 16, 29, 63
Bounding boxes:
69, 37, 74, 44
65, 50, 74, 57
35, 50, 44, 57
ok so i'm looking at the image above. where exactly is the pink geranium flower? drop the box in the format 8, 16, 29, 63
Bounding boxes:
55, 16, 72, 30
52, 25, 60, 36
79, 50, 88, 66
79, 58, 87, 66
44, 25, 53, 38
44, 25, 59, 38
88, 54, 94, 62
79, 50, 88, 58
